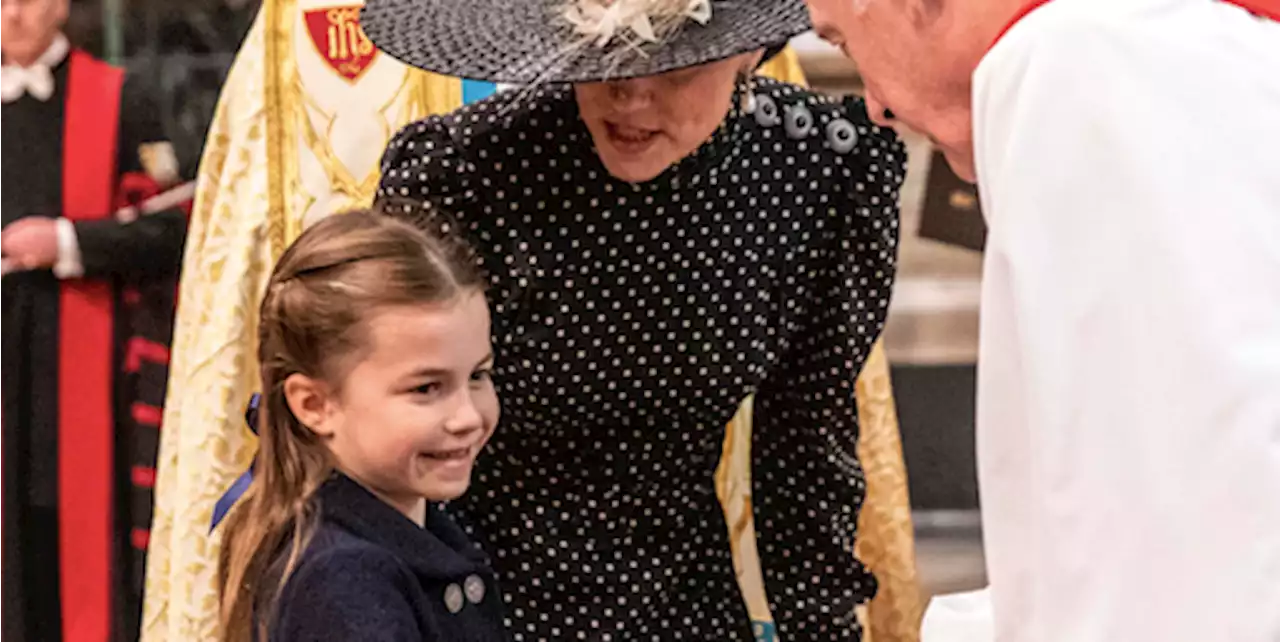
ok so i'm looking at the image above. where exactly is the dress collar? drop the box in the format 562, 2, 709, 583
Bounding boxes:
316, 473, 491, 580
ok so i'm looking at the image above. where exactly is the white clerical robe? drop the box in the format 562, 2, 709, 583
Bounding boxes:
971, 0, 1280, 641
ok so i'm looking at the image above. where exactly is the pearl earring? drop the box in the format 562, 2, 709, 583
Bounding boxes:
740, 74, 757, 114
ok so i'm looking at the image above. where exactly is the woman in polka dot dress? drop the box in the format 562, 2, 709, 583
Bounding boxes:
361, 0, 905, 640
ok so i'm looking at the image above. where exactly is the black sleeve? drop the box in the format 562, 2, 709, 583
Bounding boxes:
376, 116, 474, 226
751, 104, 905, 640
74, 73, 186, 281
74, 210, 186, 280
377, 116, 501, 280
116, 72, 170, 177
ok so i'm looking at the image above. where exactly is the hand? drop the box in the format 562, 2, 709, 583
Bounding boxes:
1, 217, 60, 270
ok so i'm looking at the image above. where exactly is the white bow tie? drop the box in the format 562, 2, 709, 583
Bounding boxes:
1, 65, 55, 103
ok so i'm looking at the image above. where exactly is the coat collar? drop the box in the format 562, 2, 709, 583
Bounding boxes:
316, 473, 491, 580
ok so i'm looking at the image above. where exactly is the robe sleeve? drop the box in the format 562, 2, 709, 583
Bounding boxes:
73, 73, 186, 280
972, 13, 1280, 633
750, 115, 903, 640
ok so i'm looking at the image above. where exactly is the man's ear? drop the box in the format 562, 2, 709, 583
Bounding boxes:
53, 0, 72, 29
907, 0, 945, 28
283, 373, 336, 437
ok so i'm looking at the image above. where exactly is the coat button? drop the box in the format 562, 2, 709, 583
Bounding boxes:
826, 118, 858, 154
753, 94, 781, 128
444, 583, 464, 614
784, 104, 814, 140
464, 574, 486, 604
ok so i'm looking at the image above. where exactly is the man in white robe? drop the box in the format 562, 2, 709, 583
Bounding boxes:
802, 0, 1280, 640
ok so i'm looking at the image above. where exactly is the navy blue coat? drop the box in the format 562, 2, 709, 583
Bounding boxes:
264, 474, 510, 642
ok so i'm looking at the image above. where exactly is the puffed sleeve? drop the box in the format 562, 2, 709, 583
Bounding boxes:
750, 111, 905, 640
377, 115, 508, 277
378, 115, 467, 206
377, 111, 546, 344
376, 115, 475, 230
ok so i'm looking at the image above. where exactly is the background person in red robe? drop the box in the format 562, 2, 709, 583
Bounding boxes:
1, 0, 188, 639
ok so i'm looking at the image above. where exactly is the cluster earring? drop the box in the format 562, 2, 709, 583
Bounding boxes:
738, 72, 757, 114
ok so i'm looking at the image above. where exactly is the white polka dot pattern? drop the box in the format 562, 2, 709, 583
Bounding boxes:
377, 78, 905, 641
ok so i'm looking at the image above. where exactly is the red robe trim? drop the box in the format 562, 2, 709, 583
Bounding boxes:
991, 0, 1279, 51
58, 49, 122, 642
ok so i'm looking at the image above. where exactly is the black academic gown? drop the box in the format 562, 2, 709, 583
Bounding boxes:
1, 50, 186, 642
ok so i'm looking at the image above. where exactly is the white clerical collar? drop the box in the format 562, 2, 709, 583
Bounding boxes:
1, 34, 72, 104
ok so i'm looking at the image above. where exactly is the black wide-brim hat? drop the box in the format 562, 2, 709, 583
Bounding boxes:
360, 0, 812, 84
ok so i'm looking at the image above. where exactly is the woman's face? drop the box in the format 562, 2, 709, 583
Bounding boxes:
575, 52, 756, 183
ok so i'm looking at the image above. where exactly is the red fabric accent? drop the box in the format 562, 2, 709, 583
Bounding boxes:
130, 466, 157, 488
1228, 0, 1280, 21
58, 50, 122, 642
113, 171, 161, 211
130, 528, 150, 550
112, 171, 192, 310
990, 0, 1277, 51
131, 402, 164, 428
124, 336, 171, 372
989, 0, 1053, 51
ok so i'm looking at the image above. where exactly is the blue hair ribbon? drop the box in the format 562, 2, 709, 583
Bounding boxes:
209, 393, 260, 532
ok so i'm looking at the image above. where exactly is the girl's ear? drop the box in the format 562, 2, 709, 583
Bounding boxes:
283, 373, 337, 437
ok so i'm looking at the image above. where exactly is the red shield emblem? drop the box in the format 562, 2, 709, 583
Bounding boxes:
304, 5, 378, 83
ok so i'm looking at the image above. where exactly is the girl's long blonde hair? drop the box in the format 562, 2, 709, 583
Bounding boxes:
216, 209, 483, 642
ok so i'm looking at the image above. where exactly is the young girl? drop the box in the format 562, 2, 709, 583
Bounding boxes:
216, 210, 507, 642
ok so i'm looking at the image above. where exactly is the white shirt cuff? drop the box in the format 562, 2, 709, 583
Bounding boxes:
53, 217, 84, 279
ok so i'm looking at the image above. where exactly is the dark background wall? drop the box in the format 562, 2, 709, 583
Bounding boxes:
892, 365, 979, 511
68, 0, 262, 176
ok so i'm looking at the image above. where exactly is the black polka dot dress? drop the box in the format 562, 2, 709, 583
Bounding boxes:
377, 77, 905, 641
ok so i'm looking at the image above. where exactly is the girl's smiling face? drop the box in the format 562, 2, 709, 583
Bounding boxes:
286, 294, 498, 524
